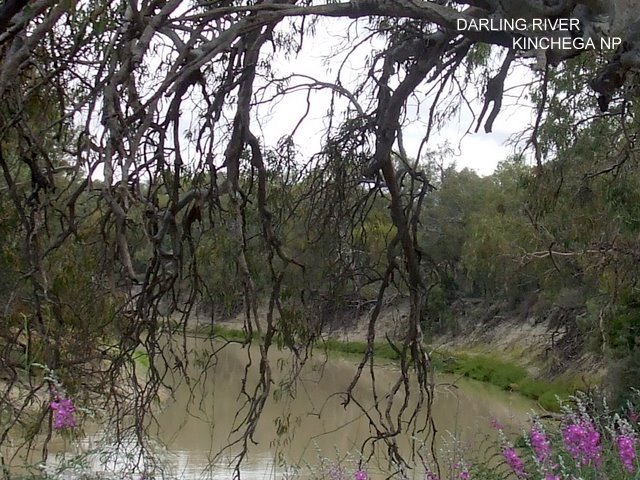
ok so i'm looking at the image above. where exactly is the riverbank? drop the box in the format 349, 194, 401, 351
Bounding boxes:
204, 323, 576, 412
195, 293, 608, 413
322, 335, 577, 412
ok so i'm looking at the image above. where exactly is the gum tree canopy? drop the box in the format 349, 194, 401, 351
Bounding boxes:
0, 0, 639, 477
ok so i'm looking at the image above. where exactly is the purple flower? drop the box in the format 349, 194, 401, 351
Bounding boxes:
544, 475, 560, 480
328, 464, 345, 480
503, 447, 526, 478
50, 396, 76, 430
561, 420, 601, 468
490, 417, 504, 430
617, 433, 636, 474
452, 462, 470, 480
425, 470, 439, 480
354, 470, 367, 480
530, 426, 551, 463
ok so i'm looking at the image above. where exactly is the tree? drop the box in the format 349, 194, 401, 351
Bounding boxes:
1, 1, 640, 477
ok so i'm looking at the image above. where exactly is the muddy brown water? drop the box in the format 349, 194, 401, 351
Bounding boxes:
35, 337, 535, 479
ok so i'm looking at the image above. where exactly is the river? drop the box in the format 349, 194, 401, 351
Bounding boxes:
39, 337, 536, 479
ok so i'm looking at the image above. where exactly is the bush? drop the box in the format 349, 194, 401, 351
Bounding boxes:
328, 392, 640, 479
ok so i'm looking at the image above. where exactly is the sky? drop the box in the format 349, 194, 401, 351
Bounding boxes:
255, 17, 538, 177
79, 11, 542, 183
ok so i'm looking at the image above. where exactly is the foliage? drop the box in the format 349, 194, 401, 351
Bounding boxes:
464, 393, 640, 480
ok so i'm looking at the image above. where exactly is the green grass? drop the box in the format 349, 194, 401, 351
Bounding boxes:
519, 377, 574, 411
434, 351, 528, 389
432, 350, 575, 411
201, 325, 575, 411
206, 324, 257, 341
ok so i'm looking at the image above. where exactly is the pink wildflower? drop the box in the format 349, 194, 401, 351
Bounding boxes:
50, 396, 76, 430
561, 420, 601, 468
354, 470, 367, 480
452, 462, 470, 480
425, 469, 439, 480
503, 447, 526, 478
490, 417, 504, 430
617, 434, 636, 474
530, 426, 551, 463
328, 464, 345, 480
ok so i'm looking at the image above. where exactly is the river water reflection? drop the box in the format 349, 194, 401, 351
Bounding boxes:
46, 337, 536, 479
